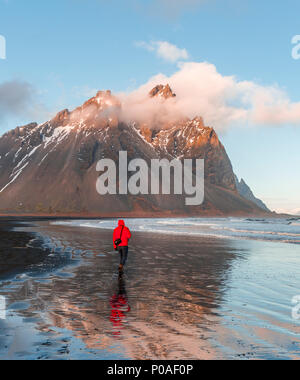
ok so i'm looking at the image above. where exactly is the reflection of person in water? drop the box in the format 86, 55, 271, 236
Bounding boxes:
110, 274, 131, 337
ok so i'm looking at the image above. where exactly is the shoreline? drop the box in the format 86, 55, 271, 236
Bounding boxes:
0, 208, 287, 219
0, 220, 51, 281
0, 212, 297, 223
0, 219, 75, 281
0, 219, 299, 360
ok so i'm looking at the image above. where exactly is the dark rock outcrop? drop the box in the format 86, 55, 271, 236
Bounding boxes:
149, 84, 176, 99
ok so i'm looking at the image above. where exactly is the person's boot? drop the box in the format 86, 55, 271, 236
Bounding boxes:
119, 264, 124, 273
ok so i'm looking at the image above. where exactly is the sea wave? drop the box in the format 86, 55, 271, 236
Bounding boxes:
51, 218, 300, 245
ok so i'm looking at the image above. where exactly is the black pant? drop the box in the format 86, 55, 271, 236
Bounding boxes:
118, 246, 128, 266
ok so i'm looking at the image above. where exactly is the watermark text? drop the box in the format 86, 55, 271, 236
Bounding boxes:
96, 151, 204, 206
292, 295, 300, 320
291, 35, 300, 60
0, 35, 6, 60
0, 296, 6, 320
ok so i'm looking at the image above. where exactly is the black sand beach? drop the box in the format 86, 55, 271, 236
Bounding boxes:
0, 219, 299, 360
0, 219, 75, 281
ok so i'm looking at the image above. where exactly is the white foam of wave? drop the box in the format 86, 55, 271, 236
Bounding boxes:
214, 227, 300, 238
157, 219, 219, 227
51, 218, 300, 244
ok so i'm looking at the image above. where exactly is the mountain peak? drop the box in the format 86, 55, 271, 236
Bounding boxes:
235, 175, 270, 212
82, 90, 121, 110
51, 109, 70, 124
149, 84, 176, 99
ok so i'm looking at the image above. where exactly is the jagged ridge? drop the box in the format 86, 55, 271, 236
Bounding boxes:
0, 85, 270, 216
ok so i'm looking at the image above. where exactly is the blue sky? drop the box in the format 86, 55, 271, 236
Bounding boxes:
0, 0, 300, 213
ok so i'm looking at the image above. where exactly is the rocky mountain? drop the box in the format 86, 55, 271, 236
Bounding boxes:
149, 84, 177, 99
235, 176, 270, 212
0, 85, 270, 216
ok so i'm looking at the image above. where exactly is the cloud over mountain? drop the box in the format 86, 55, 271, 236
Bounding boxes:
120, 61, 300, 131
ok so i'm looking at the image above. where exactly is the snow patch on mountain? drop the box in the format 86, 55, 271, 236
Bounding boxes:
43, 126, 74, 149
0, 161, 29, 193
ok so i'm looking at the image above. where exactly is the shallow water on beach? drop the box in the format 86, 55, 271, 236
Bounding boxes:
0, 220, 299, 360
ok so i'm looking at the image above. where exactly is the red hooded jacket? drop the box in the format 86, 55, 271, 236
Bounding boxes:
113, 220, 132, 249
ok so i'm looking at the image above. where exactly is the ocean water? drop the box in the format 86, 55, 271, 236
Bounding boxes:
52, 217, 300, 245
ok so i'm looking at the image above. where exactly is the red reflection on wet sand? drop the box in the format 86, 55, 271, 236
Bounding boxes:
110, 276, 131, 336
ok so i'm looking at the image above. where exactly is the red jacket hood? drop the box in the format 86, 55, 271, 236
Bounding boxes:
118, 220, 125, 227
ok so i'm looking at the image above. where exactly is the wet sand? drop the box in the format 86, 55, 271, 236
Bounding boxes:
0, 219, 299, 360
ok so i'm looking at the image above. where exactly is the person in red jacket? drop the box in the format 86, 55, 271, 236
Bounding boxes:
113, 220, 132, 272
